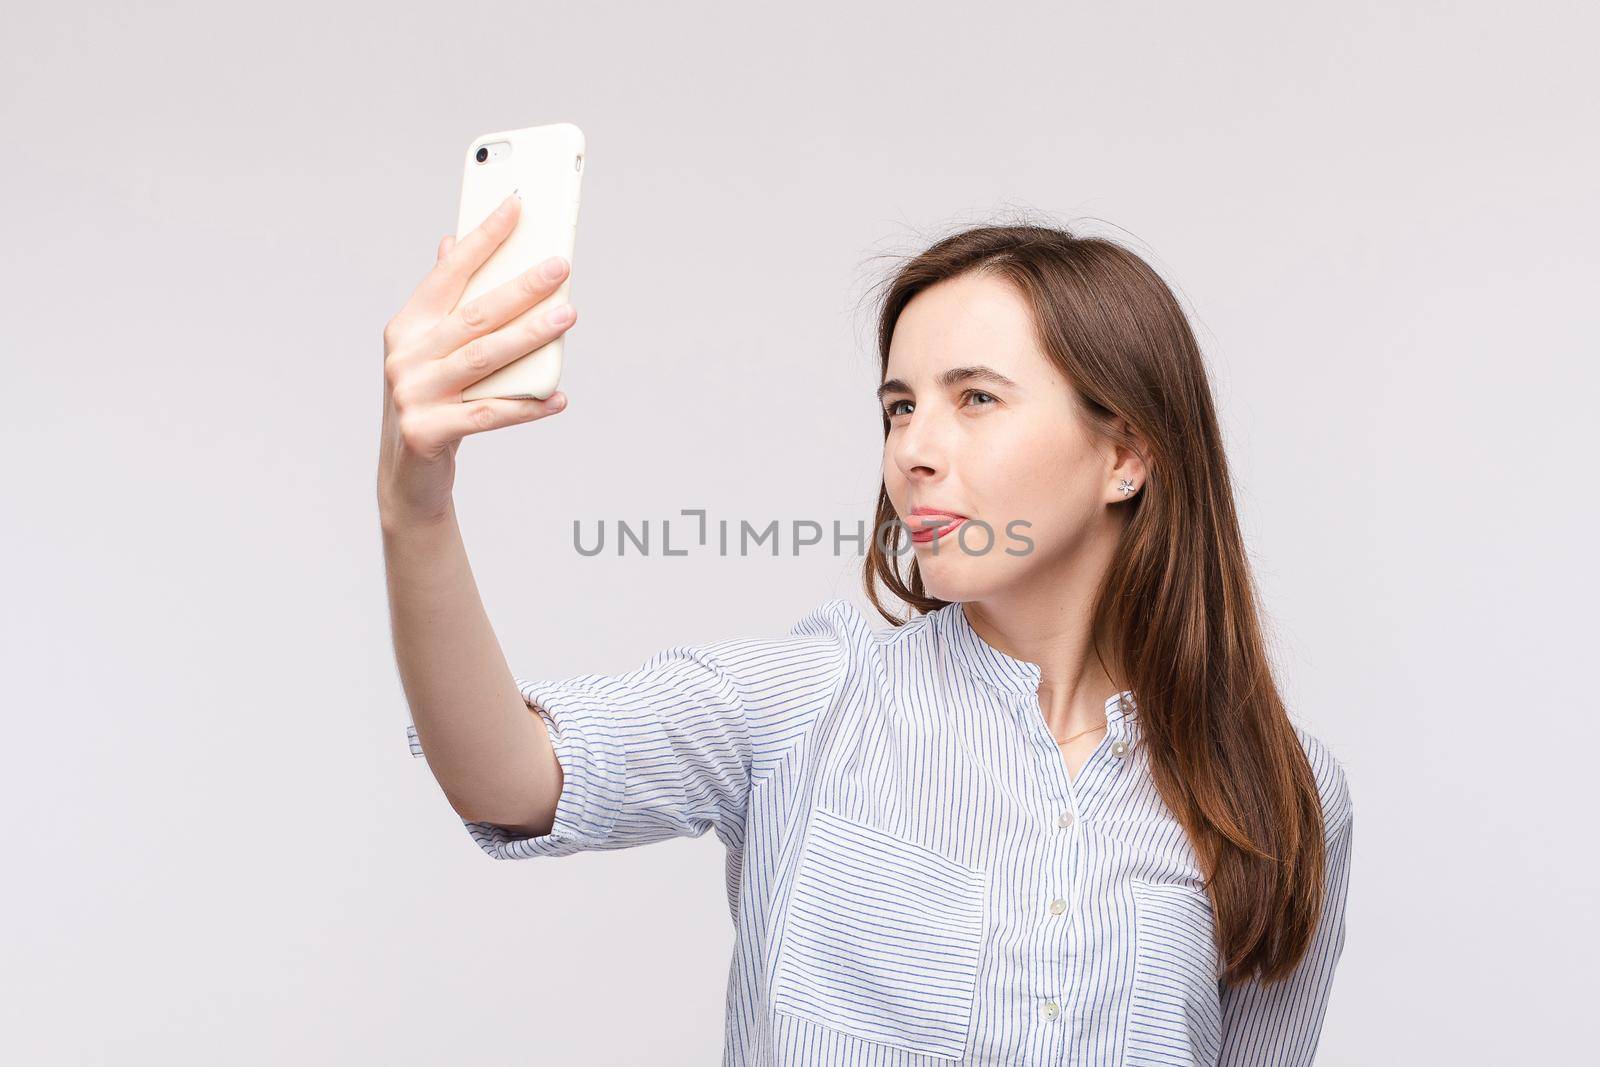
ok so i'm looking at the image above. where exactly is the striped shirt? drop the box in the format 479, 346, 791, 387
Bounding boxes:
405, 597, 1353, 1065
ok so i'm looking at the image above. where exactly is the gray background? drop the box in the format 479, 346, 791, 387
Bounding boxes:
4, 1, 1595, 1063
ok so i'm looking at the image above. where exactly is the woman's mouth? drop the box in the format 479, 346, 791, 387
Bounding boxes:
908, 512, 968, 544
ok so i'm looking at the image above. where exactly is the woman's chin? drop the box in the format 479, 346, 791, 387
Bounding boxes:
915, 541, 1050, 604
913, 551, 993, 603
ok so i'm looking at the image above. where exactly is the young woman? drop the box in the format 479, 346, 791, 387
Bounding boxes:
381, 194, 1353, 1066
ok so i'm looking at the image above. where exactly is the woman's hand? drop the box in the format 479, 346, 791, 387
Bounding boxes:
377, 193, 577, 529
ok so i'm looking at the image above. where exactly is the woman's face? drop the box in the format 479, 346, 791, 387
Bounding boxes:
880, 271, 1138, 603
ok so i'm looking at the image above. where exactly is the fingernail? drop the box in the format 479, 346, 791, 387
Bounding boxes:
497, 193, 518, 214
540, 256, 567, 279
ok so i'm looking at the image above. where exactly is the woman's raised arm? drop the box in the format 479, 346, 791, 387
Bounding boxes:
378, 193, 576, 833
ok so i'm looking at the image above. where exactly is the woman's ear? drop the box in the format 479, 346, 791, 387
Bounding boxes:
1107, 420, 1149, 502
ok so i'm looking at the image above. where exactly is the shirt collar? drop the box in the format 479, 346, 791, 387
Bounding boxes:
934, 601, 1138, 726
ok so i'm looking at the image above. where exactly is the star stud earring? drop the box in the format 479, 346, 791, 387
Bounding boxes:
1118, 478, 1138, 496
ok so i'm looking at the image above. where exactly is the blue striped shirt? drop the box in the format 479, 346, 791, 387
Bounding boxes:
405, 598, 1353, 1065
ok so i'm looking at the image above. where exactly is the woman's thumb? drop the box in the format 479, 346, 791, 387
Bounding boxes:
437, 234, 456, 262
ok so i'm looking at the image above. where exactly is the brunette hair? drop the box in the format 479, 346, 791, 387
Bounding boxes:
861, 221, 1327, 985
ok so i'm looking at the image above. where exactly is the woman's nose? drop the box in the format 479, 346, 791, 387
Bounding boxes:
890, 409, 947, 480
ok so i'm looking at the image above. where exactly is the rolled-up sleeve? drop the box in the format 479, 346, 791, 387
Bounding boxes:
1216, 734, 1354, 1065
405, 598, 860, 861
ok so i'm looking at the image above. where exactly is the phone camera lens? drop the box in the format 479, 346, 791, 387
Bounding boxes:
475, 147, 488, 163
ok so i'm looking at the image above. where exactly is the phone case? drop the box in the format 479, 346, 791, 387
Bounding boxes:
454, 122, 585, 401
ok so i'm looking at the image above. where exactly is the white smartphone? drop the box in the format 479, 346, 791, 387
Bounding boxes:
454, 122, 585, 401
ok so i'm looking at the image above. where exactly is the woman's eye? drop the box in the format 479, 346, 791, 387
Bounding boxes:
883, 400, 911, 418
965, 390, 996, 407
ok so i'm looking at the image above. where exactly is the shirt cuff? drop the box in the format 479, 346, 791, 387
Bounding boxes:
405, 676, 628, 860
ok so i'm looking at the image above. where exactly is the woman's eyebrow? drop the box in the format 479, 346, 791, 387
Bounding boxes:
876, 365, 1020, 403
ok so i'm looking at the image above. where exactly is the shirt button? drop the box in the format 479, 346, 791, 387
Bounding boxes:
1057, 810, 1074, 829
1040, 999, 1060, 1021
1048, 897, 1067, 916
1110, 739, 1129, 758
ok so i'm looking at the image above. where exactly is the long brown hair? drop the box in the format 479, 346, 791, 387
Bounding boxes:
861, 221, 1327, 986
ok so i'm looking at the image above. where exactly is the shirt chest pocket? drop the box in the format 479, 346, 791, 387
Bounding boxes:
1126, 878, 1224, 1065
772, 804, 989, 1060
